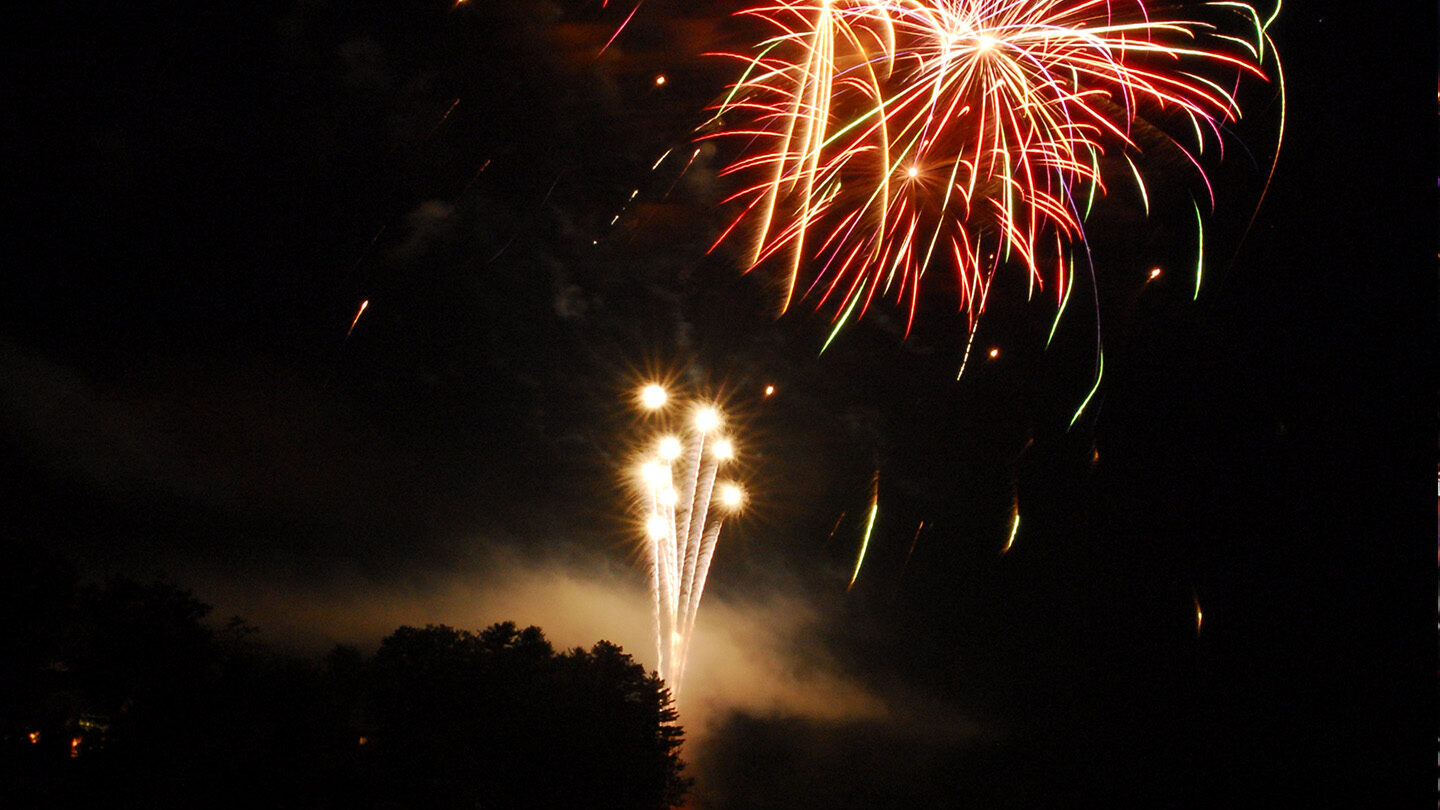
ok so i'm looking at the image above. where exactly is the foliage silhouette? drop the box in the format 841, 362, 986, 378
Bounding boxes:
2, 552, 687, 809
364, 622, 688, 810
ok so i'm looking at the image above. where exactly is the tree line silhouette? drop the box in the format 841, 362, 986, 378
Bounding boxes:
1, 546, 688, 809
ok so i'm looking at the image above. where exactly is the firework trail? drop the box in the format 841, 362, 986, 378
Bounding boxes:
633, 385, 746, 695
705, 0, 1282, 353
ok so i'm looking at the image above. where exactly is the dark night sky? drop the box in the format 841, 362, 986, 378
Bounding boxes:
3, 1, 1434, 805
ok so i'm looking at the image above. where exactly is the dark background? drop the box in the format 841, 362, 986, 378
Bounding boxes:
3, 1, 1433, 805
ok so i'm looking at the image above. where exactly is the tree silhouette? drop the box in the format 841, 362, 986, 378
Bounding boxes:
364, 622, 688, 810
2, 550, 687, 809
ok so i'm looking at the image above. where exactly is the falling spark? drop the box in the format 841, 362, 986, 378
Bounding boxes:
1068, 349, 1104, 428
848, 471, 880, 592
1192, 198, 1206, 300
346, 300, 370, 339
1002, 489, 1020, 554
660, 147, 705, 201
763, 384, 776, 397
898, 520, 925, 581
1193, 589, 1204, 636
429, 97, 461, 137
599, 1, 644, 56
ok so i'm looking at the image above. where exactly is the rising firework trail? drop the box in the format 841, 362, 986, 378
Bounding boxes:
704, 0, 1283, 370
632, 384, 747, 695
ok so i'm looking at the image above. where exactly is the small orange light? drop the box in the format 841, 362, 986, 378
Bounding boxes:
1148, 267, 1162, 280
763, 384, 775, 397
70, 736, 82, 758
655, 75, 666, 86
28, 731, 40, 744
987, 347, 999, 359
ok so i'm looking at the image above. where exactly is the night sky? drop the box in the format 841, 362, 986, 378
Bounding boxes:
5, 1, 1434, 805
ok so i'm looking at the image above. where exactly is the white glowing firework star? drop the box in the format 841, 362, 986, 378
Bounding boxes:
632, 385, 746, 695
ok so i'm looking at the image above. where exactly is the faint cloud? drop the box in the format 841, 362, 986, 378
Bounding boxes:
392, 200, 456, 261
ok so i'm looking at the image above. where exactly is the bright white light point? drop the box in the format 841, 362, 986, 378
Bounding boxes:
640, 384, 667, 409
694, 406, 721, 433
719, 484, 745, 509
655, 75, 666, 86
764, 384, 775, 396
988, 347, 999, 359
1149, 267, 1163, 279
712, 439, 734, 460
906, 166, 919, 179
640, 461, 666, 486
658, 436, 682, 460
646, 515, 668, 539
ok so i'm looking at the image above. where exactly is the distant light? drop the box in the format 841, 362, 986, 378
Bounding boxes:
655, 74, 667, 86
1149, 267, 1163, 280
694, 406, 721, 433
763, 384, 775, 397
358, 736, 369, 746
658, 436, 682, 460
988, 347, 999, 359
70, 736, 82, 758
28, 731, 40, 745
640, 384, 668, 410
711, 438, 735, 461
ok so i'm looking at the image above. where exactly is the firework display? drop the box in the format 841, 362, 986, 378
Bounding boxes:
705, 0, 1282, 343
632, 385, 746, 695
